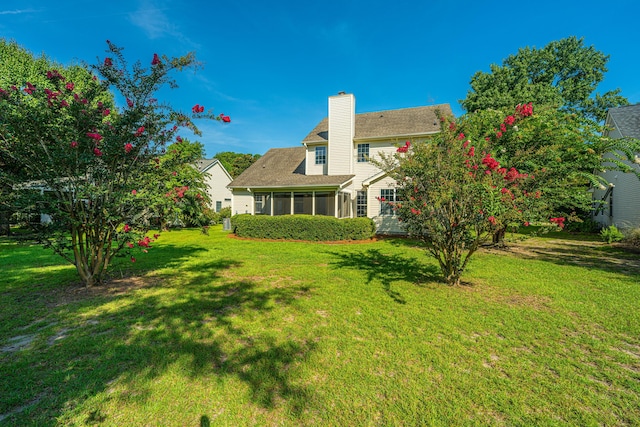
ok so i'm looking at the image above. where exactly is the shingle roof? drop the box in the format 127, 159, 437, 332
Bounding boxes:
608, 104, 640, 138
302, 103, 452, 144
195, 158, 219, 172
228, 147, 354, 188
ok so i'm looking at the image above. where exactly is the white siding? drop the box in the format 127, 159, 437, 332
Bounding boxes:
203, 162, 233, 211
231, 190, 253, 215
594, 117, 640, 229
305, 144, 328, 175
353, 140, 397, 186
368, 176, 404, 234
328, 93, 354, 175
594, 156, 640, 229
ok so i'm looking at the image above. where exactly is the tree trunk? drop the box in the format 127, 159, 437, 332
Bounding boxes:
492, 227, 506, 245
0, 210, 10, 236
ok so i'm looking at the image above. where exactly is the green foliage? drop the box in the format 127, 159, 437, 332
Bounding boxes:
623, 227, 640, 247
377, 109, 543, 285
461, 36, 628, 121
0, 41, 225, 286
600, 225, 624, 244
231, 214, 376, 241
213, 151, 261, 177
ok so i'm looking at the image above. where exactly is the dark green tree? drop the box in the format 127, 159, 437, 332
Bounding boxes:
214, 151, 260, 177
461, 37, 628, 121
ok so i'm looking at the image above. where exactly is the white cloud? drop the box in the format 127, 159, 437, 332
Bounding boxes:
0, 9, 36, 15
127, 0, 198, 48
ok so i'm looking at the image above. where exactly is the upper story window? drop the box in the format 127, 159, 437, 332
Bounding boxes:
357, 143, 370, 163
315, 146, 327, 165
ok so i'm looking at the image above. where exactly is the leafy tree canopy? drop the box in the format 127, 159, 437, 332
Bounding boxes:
213, 151, 261, 177
461, 36, 628, 121
0, 40, 227, 286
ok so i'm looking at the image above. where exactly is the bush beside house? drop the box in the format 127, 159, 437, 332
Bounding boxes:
231, 214, 376, 241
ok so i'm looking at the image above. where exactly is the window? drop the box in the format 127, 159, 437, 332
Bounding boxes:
380, 188, 400, 216
338, 191, 351, 218
357, 143, 370, 163
315, 146, 327, 165
215, 201, 222, 212
356, 190, 367, 217
254, 193, 271, 215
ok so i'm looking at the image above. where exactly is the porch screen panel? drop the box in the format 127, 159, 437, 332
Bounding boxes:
294, 192, 313, 215
315, 191, 335, 216
273, 192, 291, 215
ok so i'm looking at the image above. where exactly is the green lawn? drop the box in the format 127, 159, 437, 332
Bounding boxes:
1, 227, 639, 426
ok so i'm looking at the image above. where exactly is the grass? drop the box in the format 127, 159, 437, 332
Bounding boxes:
0, 227, 639, 426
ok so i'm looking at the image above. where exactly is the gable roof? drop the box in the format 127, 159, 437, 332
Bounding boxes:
195, 158, 218, 172
228, 147, 354, 189
302, 103, 452, 144
607, 104, 640, 138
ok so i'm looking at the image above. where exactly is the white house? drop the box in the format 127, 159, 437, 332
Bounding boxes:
196, 159, 233, 212
228, 93, 452, 233
593, 104, 640, 230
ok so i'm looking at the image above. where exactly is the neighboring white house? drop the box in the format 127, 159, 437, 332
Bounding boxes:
593, 104, 640, 230
196, 159, 233, 212
227, 92, 452, 233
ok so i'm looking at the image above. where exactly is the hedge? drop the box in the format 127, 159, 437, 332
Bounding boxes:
230, 214, 376, 241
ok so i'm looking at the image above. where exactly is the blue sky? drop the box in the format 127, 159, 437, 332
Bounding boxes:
2, 0, 639, 157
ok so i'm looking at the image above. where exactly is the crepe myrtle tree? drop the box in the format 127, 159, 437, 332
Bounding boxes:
0, 41, 231, 286
377, 108, 546, 286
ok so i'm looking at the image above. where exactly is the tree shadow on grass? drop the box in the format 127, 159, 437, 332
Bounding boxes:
0, 244, 316, 424
326, 247, 440, 304
485, 237, 640, 279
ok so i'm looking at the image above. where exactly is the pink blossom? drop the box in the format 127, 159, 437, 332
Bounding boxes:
23, 82, 36, 95
192, 104, 205, 113
500, 123, 507, 132
65, 82, 75, 91
131, 189, 137, 195
130, 257, 136, 263
124, 143, 133, 153
135, 126, 145, 137
123, 224, 131, 232
126, 98, 134, 108
103, 109, 110, 116
104, 57, 113, 66
127, 242, 134, 248
516, 102, 534, 117
504, 115, 516, 125
220, 114, 231, 123
457, 132, 465, 140
481, 153, 500, 170
151, 53, 161, 65
60, 100, 69, 108
524, 221, 530, 227
86, 132, 103, 142
70, 141, 78, 148
176, 136, 183, 143
93, 147, 103, 156
488, 216, 497, 225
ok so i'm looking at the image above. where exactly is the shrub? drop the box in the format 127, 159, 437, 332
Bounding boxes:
600, 225, 624, 244
231, 215, 376, 241
623, 227, 640, 247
